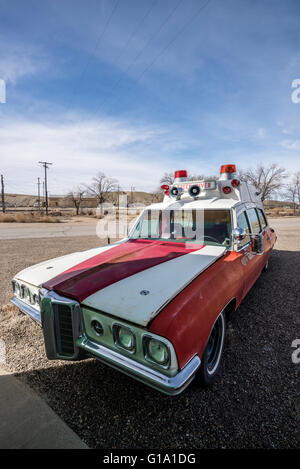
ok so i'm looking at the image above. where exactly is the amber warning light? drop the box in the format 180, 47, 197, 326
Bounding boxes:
220, 164, 236, 174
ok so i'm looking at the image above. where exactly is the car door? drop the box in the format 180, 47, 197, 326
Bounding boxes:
236, 207, 263, 298
256, 207, 273, 260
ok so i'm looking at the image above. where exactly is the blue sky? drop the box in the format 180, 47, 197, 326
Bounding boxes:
0, 0, 300, 195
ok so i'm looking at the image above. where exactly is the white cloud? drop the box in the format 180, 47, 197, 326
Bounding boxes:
0, 39, 49, 84
2, 111, 300, 196
280, 139, 300, 150
257, 128, 266, 138
0, 115, 182, 194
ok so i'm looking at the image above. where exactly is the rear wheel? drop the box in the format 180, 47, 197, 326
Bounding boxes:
198, 311, 226, 386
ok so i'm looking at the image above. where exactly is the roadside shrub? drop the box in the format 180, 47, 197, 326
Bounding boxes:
0, 213, 61, 223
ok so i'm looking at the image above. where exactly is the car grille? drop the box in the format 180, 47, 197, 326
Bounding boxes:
53, 303, 75, 357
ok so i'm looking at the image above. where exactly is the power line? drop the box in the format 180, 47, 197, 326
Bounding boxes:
93, 0, 183, 116
136, 0, 212, 83
112, 0, 158, 68
70, 0, 121, 106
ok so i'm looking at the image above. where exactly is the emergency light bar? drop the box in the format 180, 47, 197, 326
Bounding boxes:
161, 165, 240, 200
169, 180, 216, 199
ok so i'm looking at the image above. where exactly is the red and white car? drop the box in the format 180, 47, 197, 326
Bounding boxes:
10, 165, 276, 395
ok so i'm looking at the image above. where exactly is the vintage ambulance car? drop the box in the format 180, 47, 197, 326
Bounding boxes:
10, 165, 276, 395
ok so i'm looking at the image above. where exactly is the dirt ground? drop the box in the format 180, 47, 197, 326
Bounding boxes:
0, 219, 299, 448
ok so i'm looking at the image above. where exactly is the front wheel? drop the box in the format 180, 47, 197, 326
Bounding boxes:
198, 311, 226, 386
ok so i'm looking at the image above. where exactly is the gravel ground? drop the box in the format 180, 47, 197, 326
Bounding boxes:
0, 221, 299, 449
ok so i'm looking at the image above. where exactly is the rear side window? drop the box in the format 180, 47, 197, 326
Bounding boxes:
247, 208, 260, 234
236, 211, 251, 247
257, 208, 267, 230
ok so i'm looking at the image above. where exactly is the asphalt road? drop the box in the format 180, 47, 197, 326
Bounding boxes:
0, 218, 299, 448
0, 219, 98, 239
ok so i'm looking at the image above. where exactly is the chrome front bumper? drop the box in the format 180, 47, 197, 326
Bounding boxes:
10, 292, 201, 395
78, 336, 201, 396
10, 296, 41, 325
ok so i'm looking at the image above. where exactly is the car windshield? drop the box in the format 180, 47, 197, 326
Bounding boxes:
130, 209, 232, 247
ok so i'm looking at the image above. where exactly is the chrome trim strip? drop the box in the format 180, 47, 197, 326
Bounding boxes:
78, 337, 201, 395
10, 296, 41, 326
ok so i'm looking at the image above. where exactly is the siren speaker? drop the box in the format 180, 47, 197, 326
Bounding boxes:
170, 186, 179, 198
188, 185, 201, 197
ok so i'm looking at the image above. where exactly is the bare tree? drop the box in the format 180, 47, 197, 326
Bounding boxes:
86, 172, 118, 213
66, 187, 86, 215
284, 184, 297, 215
239, 164, 288, 201
160, 172, 174, 186
283, 171, 300, 215
294, 171, 300, 204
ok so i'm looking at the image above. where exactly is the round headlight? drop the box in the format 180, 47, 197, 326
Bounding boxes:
147, 338, 169, 365
91, 320, 104, 336
115, 326, 135, 352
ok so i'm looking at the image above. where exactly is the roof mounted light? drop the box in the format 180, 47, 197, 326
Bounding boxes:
174, 170, 187, 182
231, 179, 240, 188
161, 184, 170, 196
220, 164, 236, 174
219, 164, 237, 180
222, 186, 232, 194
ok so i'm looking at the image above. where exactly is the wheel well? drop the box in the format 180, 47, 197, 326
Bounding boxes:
224, 298, 236, 322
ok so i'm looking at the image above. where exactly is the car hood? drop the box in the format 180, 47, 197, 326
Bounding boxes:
40, 239, 226, 326
13, 243, 119, 287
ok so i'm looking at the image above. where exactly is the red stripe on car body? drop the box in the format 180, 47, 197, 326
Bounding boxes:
43, 239, 204, 303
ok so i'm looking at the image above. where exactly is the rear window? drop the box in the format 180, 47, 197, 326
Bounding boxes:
257, 208, 267, 229
247, 208, 260, 234
236, 211, 251, 247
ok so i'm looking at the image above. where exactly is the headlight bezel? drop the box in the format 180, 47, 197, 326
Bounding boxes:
82, 307, 178, 376
113, 324, 136, 354
143, 335, 171, 369
12, 279, 40, 309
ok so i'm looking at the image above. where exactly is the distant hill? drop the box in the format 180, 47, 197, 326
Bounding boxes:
3, 191, 163, 208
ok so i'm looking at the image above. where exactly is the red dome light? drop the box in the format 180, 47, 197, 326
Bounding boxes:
174, 170, 187, 179
161, 184, 170, 196
223, 186, 232, 194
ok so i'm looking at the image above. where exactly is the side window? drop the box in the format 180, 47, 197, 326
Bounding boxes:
247, 208, 260, 234
257, 208, 267, 230
236, 211, 251, 247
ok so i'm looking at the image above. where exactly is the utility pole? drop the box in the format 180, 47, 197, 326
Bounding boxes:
37, 177, 41, 212
38, 161, 52, 215
131, 186, 135, 205
1, 174, 5, 213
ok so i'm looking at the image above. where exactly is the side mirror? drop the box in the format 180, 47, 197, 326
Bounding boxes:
232, 227, 247, 242
251, 234, 264, 255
